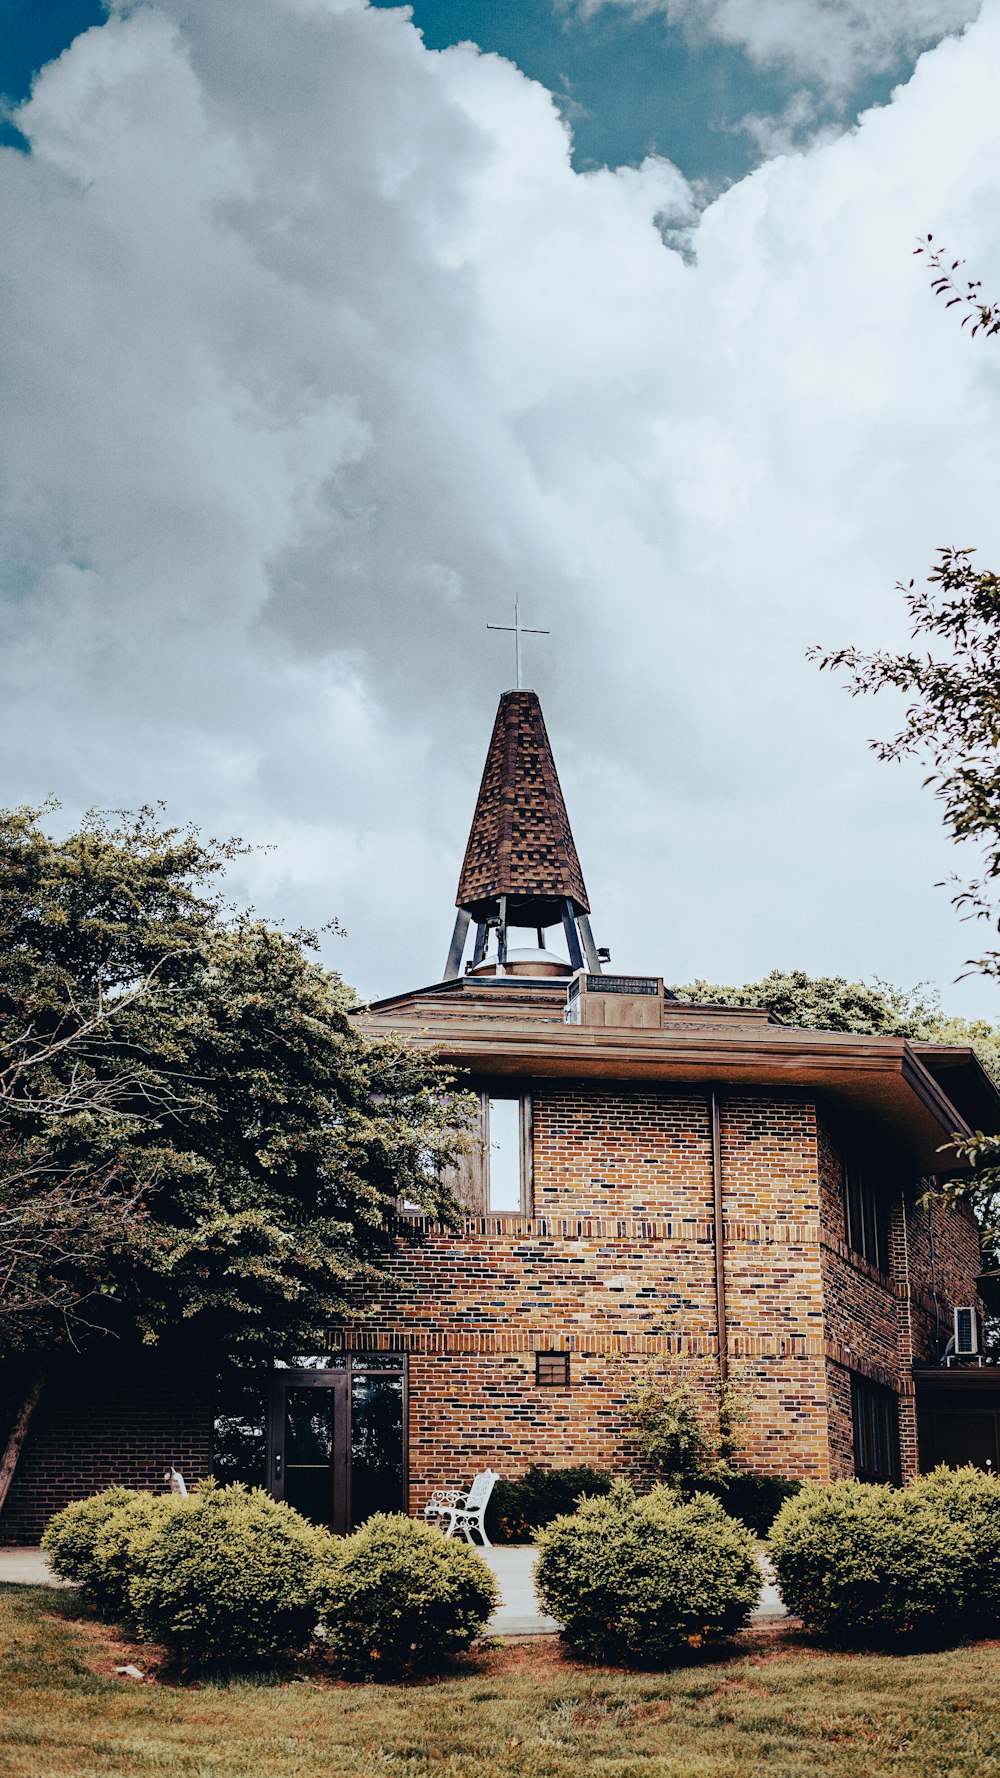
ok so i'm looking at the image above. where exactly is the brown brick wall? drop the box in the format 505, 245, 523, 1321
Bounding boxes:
1, 1085, 984, 1539
902, 1191, 983, 1364
360, 1086, 985, 1503
0, 1353, 213, 1544
721, 1095, 827, 1481
350, 1085, 836, 1507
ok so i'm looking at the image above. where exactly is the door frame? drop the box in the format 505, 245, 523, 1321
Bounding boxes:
266, 1356, 409, 1534
267, 1367, 351, 1535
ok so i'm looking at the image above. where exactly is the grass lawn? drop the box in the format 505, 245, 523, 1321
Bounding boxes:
2, 1585, 1000, 1778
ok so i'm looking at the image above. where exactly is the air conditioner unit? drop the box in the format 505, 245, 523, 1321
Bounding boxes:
954, 1305, 980, 1357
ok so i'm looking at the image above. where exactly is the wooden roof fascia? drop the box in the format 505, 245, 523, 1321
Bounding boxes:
356, 1012, 938, 1080
353, 1009, 977, 1173
899, 1042, 973, 1144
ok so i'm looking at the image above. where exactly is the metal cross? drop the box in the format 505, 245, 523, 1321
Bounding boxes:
487, 595, 549, 690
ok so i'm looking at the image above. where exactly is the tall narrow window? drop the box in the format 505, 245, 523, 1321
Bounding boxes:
852, 1375, 900, 1483
487, 1095, 528, 1213
844, 1159, 888, 1272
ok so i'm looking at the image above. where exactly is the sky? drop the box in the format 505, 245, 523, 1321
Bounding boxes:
2, 0, 1000, 1014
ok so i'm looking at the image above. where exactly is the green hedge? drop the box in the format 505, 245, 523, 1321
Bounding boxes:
42, 1487, 179, 1621
909, 1466, 1000, 1632
313, 1513, 498, 1677
486, 1464, 613, 1543
704, 1471, 801, 1536
769, 1477, 978, 1646
128, 1482, 332, 1667
534, 1481, 760, 1665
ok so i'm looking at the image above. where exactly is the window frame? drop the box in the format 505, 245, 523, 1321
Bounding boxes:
843, 1156, 889, 1273
535, 1350, 570, 1389
484, 1091, 533, 1216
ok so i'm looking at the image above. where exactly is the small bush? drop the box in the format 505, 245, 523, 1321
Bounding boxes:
486, 1464, 613, 1543
706, 1470, 802, 1536
128, 1481, 332, 1667
769, 1478, 977, 1646
909, 1465, 1000, 1631
534, 1481, 760, 1666
42, 1488, 177, 1619
314, 1513, 498, 1678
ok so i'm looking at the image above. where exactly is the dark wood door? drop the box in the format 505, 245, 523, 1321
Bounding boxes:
919, 1407, 1000, 1472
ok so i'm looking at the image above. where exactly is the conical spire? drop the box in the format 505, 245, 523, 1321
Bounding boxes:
442, 691, 602, 980
457, 691, 589, 920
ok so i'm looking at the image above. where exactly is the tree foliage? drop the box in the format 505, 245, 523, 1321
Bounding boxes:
811, 550, 1000, 976
626, 1370, 751, 1492
804, 239, 1000, 1189
673, 968, 1000, 1074
674, 968, 940, 1039
0, 803, 471, 1358
916, 234, 1000, 340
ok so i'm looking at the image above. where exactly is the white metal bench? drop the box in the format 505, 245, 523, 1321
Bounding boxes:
422, 1470, 499, 1546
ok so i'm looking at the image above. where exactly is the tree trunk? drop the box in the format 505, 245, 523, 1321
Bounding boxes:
0, 1362, 47, 1519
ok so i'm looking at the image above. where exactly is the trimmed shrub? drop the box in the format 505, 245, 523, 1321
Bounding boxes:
769, 1478, 977, 1646
706, 1470, 802, 1536
534, 1481, 760, 1665
313, 1513, 498, 1678
909, 1465, 1000, 1631
128, 1482, 332, 1667
486, 1464, 613, 1543
42, 1487, 178, 1619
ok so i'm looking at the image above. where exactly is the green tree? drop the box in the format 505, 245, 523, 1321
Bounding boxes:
0, 804, 471, 1507
674, 968, 938, 1039
807, 238, 1000, 1196
673, 969, 1000, 1074
626, 1371, 750, 1492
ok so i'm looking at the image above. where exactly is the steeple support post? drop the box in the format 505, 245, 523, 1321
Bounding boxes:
443, 909, 470, 980
561, 899, 585, 972
578, 914, 602, 974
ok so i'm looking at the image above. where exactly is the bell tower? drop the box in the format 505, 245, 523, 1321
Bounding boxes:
443, 688, 604, 979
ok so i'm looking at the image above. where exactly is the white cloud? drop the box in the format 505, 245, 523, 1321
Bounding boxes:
564, 0, 981, 92
3, 0, 1000, 1011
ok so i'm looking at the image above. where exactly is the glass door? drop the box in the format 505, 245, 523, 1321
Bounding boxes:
268, 1369, 349, 1534
268, 1354, 407, 1532
349, 1364, 405, 1523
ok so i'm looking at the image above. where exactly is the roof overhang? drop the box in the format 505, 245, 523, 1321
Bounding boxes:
912, 1366, 1000, 1398
354, 991, 989, 1177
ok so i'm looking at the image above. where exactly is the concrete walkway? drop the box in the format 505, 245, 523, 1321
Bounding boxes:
0, 1544, 786, 1634
482, 1545, 561, 1635
0, 1547, 67, 1586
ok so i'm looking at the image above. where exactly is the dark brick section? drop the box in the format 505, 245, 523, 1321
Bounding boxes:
0, 1352, 213, 1544
456, 691, 589, 914
817, 1115, 984, 1479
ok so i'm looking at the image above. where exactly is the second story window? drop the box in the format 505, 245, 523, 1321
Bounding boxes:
486, 1094, 531, 1213
844, 1158, 889, 1272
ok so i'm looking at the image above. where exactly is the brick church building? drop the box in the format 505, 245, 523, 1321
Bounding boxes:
329, 688, 1000, 1528
3, 685, 1000, 1541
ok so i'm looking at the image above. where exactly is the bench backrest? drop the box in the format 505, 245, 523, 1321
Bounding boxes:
464, 1469, 500, 1510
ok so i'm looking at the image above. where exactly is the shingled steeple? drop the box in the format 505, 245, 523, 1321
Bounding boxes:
443, 690, 602, 979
